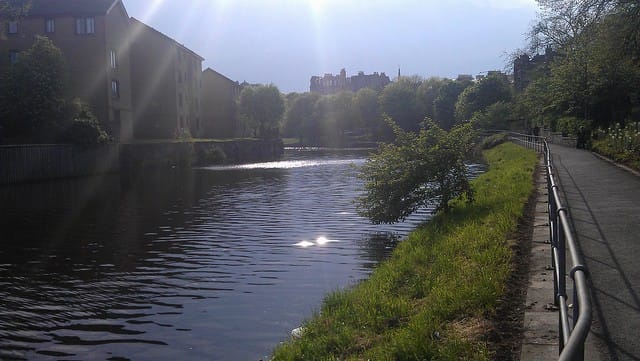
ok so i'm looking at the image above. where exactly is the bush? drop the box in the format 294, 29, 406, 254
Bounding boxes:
203, 146, 227, 165
592, 122, 640, 169
357, 117, 477, 223
58, 100, 108, 145
481, 133, 508, 149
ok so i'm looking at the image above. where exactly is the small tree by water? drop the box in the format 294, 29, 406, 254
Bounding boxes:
357, 118, 477, 224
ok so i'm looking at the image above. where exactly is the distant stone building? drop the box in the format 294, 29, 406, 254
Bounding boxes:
201, 68, 242, 138
0, 0, 134, 142
129, 18, 203, 139
514, 48, 555, 92
310, 68, 390, 94
456, 74, 474, 82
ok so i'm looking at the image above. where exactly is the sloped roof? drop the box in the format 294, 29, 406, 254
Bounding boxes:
203, 68, 236, 84
130, 17, 204, 61
26, 0, 120, 17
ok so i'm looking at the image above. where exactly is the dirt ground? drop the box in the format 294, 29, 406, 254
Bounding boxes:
486, 170, 538, 361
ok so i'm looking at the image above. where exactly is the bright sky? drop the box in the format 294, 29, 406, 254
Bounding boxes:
122, 0, 540, 93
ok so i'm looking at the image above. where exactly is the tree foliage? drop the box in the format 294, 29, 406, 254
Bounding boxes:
0, 36, 109, 144
57, 99, 109, 145
0, 0, 31, 27
357, 118, 477, 224
416, 77, 445, 122
517, 0, 640, 134
238, 84, 285, 138
472, 101, 516, 130
0, 36, 68, 142
433, 79, 472, 130
283, 92, 320, 143
379, 77, 421, 132
455, 74, 512, 121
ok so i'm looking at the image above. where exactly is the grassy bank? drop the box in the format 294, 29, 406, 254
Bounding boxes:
272, 142, 538, 360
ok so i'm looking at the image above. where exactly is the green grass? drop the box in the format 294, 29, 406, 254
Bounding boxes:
272, 142, 538, 360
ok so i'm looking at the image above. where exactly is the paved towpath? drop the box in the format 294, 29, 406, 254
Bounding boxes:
551, 145, 640, 361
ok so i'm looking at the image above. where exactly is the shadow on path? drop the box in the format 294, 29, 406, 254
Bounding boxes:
552, 145, 640, 361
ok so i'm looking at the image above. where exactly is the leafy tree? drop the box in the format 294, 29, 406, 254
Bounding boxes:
416, 77, 445, 121
455, 74, 512, 121
379, 77, 421, 132
354, 87, 389, 141
0, 35, 68, 142
472, 101, 516, 130
328, 91, 358, 137
283, 92, 319, 143
357, 118, 477, 224
0, 0, 30, 37
238, 84, 285, 138
528, 0, 608, 51
433, 79, 471, 130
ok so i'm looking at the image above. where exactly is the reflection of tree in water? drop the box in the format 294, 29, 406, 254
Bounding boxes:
356, 232, 402, 269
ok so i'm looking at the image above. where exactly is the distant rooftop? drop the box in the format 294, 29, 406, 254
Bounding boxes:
24, 0, 120, 17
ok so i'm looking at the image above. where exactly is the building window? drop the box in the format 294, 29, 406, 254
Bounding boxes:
9, 50, 19, 64
76, 17, 95, 34
109, 49, 117, 69
178, 72, 182, 83
111, 80, 120, 98
178, 93, 183, 107
8, 20, 18, 34
45, 18, 55, 33
86, 17, 95, 34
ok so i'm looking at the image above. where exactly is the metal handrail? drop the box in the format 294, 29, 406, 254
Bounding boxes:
508, 133, 592, 361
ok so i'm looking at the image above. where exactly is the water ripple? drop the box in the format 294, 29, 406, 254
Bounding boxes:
0, 149, 484, 360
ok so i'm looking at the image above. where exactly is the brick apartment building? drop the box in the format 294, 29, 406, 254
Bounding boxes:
1, 0, 218, 142
129, 18, 203, 140
201, 68, 242, 139
0, 0, 134, 142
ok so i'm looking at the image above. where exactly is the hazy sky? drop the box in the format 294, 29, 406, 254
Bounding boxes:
122, 0, 540, 93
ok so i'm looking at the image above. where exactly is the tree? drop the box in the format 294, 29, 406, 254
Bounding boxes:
455, 74, 512, 121
354, 87, 388, 141
283, 92, 320, 143
0, 0, 30, 37
0, 35, 68, 142
379, 77, 421, 132
433, 79, 471, 130
238, 84, 285, 138
357, 118, 477, 224
416, 77, 445, 121
472, 101, 516, 130
313, 92, 358, 147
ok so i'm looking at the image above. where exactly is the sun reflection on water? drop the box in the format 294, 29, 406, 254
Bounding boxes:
294, 236, 340, 248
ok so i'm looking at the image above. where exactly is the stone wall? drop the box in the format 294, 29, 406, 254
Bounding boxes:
0, 139, 283, 185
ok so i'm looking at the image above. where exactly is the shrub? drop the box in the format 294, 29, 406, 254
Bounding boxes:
481, 133, 508, 149
357, 117, 477, 223
592, 122, 640, 169
58, 100, 108, 145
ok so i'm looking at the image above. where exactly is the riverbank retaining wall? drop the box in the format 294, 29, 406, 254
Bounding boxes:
0, 139, 283, 185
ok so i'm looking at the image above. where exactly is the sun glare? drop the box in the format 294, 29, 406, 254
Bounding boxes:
134, 0, 165, 23
308, 0, 326, 14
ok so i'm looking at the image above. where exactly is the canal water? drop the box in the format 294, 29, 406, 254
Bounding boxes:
0, 149, 462, 360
